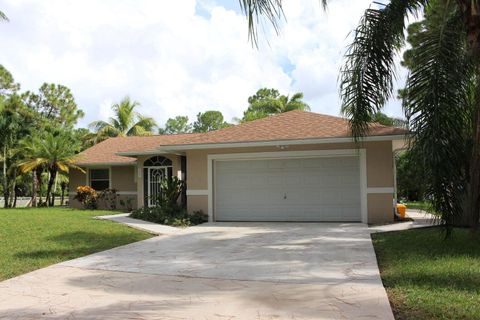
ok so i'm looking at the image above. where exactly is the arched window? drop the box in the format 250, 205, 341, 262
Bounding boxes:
143, 156, 172, 167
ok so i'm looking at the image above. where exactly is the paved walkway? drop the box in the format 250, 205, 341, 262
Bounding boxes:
369, 209, 439, 233
0, 223, 394, 319
96, 213, 181, 235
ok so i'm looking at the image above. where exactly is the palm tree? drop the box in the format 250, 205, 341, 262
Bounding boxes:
241, 0, 480, 233
242, 89, 310, 122
18, 131, 84, 207
89, 96, 157, 143
279, 93, 310, 112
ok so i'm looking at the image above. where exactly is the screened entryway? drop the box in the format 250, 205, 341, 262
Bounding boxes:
143, 156, 173, 207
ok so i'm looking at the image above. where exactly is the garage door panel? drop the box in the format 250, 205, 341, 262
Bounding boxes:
215, 156, 361, 222
341, 174, 360, 185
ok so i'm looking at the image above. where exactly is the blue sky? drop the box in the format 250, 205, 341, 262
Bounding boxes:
0, 0, 406, 128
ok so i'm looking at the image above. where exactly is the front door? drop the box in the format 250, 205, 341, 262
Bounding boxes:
148, 167, 167, 206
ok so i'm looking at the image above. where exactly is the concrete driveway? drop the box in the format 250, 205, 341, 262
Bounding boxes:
0, 223, 393, 319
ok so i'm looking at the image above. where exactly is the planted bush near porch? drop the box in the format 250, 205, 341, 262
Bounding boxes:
131, 204, 207, 227
131, 176, 207, 227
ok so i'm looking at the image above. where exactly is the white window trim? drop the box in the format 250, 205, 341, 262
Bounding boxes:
206, 149, 368, 224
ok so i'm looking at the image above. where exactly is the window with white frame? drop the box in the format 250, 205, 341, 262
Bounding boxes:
90, 169, 110, 191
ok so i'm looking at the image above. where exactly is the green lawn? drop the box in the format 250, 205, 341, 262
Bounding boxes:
372, 228, 480, 320
0, 207, 152, 281
404, 201, 431, 211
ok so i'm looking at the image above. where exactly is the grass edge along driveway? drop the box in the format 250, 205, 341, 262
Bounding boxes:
372, 227, 480, 320
0, 207, 152, 281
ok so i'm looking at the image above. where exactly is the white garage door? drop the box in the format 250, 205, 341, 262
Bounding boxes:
214, 156, 361, 222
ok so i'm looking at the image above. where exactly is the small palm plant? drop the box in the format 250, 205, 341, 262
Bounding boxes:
159, 177, 186, 207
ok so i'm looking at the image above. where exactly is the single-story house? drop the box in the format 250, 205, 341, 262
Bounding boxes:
70, 110, 407, 224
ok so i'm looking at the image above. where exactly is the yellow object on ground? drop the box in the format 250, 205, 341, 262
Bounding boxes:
396, 204, 406, 218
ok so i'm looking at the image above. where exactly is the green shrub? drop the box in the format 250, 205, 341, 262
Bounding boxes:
160, 177, 185, 206
130, 204, 207, 227
98, 188, 118, 210
74, 186, 98, 209
190, 210, 208, 225
119, 197, 134, 212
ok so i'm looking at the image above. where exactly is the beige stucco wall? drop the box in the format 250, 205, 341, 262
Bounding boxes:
365, 141, 394, 188
368, 193, 394, 223
187, 195, 209, 215
112, 166, 136, 191
185, 141, 395, 224
68, 168, 86, 209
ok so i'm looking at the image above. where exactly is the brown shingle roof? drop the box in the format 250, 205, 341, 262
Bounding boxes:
162, 110, 406, 146
75, 110, 407, 165
75, 133, 204, 165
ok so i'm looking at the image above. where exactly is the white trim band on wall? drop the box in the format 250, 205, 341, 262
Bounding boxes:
366, 187, 394, 194
186, 189, 209, 196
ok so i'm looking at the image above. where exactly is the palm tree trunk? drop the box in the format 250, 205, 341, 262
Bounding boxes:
463, 2, 480, 231
36, 168, 43, 205
13, 187, 17, 208
46, 169, 57, 207
469, 86, 480, 231
3, 144, 8, 208
9, 167, 16, 208
60, 187, 64, 206
60, 183, 66, 206
31, 170, 37, 207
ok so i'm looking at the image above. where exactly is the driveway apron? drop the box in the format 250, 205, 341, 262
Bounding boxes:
0, 222, 394, 319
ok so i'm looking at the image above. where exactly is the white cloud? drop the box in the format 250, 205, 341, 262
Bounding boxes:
0, 0, 406, 128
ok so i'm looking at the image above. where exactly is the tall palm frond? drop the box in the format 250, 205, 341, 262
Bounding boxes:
89, 120, 122, 138
126, 115, 157, 136
284, 92, 310, 112
238, 1, 329, 46
405, 5, 472, 231
0, 10, 8, 22
340, 0, 427, 139
238, 0, 285, 46
88, 96, 157, 143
